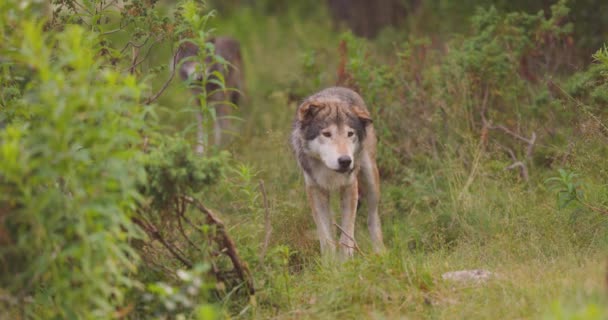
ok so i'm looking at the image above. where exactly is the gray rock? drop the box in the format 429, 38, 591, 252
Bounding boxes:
441, 269, 493, 283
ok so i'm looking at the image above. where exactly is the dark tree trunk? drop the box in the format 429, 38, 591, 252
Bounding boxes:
326, 0, 420, 38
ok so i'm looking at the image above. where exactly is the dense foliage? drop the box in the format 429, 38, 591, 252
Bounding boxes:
0, 19, 149, 319
0, 0, 233, 318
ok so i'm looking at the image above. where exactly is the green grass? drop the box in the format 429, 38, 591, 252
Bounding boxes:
153, 5, 608, 319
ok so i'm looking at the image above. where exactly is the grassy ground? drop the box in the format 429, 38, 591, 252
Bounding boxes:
157, 5, 608, 319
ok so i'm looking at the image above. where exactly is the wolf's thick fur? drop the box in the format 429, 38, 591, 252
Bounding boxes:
291, 87, 384, 258
175, 36, 244, 151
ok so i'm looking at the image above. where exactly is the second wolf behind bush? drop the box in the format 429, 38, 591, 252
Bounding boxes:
176, 36, 245, 151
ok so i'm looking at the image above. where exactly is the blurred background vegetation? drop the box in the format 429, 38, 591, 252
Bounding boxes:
2, 0, 608, 319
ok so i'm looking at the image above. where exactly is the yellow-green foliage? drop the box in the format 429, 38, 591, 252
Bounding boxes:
0, 19, 146, 318
0, 0, 224, 318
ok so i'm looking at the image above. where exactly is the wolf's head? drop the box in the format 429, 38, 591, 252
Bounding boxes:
175, 41, 224, 93
297, 88, 372, 173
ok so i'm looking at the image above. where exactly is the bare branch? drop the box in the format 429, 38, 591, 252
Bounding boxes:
129, 45, 140, 75
550, 80, 608, 135
479, 86, 490, 146
505, 161, 529, 181
176, 210, 204, 254
120, 37, 150, 54
334, 222, 366, 258
145, 48, 179, 105
72, 1, 93, 15
497, 143, 517, 161
488, 124, 536, 146
132, 217, 193, 268
526, 132, 537, 158
100, 28, 122, 35
101, 0, 119, 11
480, 85, 536, 183
258, 180, 272, 265
580, 201, 608, 216
181, 196, 255, 295
123, 40, 160, 73
479, 85, 490, 125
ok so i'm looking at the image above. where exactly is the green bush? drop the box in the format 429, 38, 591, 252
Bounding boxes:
141, 136, 227, 211
0, 20, 146, 318
0, 0, 240, 318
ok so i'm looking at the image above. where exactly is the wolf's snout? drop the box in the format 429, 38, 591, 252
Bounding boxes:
338, 156, 352, 169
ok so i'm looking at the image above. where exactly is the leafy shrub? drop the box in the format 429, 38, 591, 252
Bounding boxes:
141, 136, 227, 211
330, 0, 575, 177
0, 20, 147, 318
0, 0, 243, 317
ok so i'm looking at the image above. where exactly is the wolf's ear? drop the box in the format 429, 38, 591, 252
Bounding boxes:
297, 101, 323, 123
353, 105, 373, 126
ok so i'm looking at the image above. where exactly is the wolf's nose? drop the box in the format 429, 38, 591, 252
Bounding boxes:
338, 156, 352, 168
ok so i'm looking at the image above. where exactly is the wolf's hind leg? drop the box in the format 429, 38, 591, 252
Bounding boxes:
361, 153, 385, 253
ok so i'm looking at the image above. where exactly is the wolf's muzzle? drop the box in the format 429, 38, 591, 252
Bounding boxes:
338, 156, 352, 171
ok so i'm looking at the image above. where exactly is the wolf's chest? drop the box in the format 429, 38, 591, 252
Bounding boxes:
304, 163, 356, 190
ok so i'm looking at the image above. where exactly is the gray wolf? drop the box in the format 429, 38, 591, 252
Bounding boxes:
290, 87, 385, 258
175, 36, 244, 152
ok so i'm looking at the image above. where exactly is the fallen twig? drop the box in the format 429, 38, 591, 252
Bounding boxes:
497, 143, 530, 181
181, 196, 255, 295
505, 161, 529, 181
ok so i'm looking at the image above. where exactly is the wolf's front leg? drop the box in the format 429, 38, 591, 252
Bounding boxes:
339, 179, 358, 258
306, 185, 335, 255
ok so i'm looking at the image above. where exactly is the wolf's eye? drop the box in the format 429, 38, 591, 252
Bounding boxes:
322, 132, 331, 138
347, 131, 354, 137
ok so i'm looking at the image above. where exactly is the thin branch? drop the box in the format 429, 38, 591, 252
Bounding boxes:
550, 80, 608, 135
142, 249, 178, 276
132, 217, 193, 268
497, 143, 517, 161
479, 85, 490, 125
497, 143, 530, 181
479, 85, 536, 158
258, 180, 272, 264
120, 37, 150, 54
177, 215, 202, 252
580, 200, 608, 216
123, 40, 160, 73
100, 28, 123, 35
101, 0, 119, 11
505, 161, 529, 181
182, 196, 255, 295
488, 124, 536, 146
175, 199, 204, 254
145, 48, 178, 105
72, 1, 93, 15
129, 45, 140, 75
333, 222, 366, 257
525, 132, 537, 158
480, 83, 536, 182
